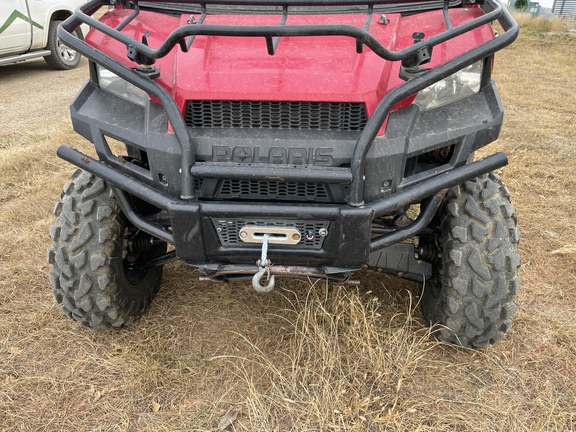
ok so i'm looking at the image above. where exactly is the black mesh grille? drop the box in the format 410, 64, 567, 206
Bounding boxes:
185, 100, 368, 131
213, 219, 330, 249
218, 179, 330, 201
194, 177, 205, 192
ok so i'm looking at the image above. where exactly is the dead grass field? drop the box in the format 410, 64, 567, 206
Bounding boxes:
1, 14, 576, 431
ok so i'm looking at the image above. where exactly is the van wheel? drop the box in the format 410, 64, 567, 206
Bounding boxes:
44, 20, 82, 70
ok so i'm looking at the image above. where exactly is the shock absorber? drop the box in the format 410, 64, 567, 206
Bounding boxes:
128, 231, 159, 253
415, 243, 439, 262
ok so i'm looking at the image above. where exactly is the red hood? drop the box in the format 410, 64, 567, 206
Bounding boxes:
169, 12, 400, 114
87, 7, 493, 120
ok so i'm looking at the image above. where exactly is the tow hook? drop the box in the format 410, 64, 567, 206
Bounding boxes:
252, 234, 275, 293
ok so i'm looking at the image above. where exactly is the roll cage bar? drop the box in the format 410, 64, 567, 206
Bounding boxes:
58, 0, 518, 205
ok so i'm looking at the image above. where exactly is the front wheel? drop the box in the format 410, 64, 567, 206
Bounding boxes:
48, 170, 167, 329
43, 20, 82, 70
420, 173, 520, 348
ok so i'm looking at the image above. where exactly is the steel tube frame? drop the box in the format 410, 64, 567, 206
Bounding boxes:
57, 145, 508, 252
58, 0, 518, 205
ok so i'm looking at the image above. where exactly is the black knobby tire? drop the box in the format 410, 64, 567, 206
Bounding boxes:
48, 170, 166, 329
43, 20, 82, 70
420, 172, 520, 348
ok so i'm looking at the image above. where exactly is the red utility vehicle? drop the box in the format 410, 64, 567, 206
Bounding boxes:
48, 0, 520, 348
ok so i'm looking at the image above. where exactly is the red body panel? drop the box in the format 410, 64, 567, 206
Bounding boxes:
86, 7, 495, 134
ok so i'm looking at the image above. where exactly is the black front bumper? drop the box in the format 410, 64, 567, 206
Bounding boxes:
58, 144, 507, 270
70, 77, 505, 206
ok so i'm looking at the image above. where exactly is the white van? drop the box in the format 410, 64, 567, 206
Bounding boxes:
0, 0, 87, 69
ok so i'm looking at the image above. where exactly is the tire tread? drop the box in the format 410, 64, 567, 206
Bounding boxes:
421, 173, 520, 348
48, 170, 164, 329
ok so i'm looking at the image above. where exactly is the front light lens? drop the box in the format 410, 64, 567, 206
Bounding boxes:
97, 66, 149, 107
413, 60, 483, 111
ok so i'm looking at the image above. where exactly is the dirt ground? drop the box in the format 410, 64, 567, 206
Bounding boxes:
0, 58, 88, 136
1, 24, 576, 431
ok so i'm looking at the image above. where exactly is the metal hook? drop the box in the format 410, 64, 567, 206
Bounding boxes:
251, 233, 275, 293
252, 267, 275, 293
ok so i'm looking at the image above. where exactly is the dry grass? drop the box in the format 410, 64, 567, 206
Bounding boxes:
512, 12, 576, 35
228, 284, 437, 430
1, 20, 576, 431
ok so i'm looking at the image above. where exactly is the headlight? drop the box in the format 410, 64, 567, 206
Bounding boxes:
96, 66, 149, 107
413, 60, 483, 111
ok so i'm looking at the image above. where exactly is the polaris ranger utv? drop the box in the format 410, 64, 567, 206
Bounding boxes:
48, 0, 520, 348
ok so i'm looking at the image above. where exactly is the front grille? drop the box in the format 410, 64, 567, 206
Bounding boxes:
218, 179, 330, 201
185, 100, 368, 131
213, 219, 330, 249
